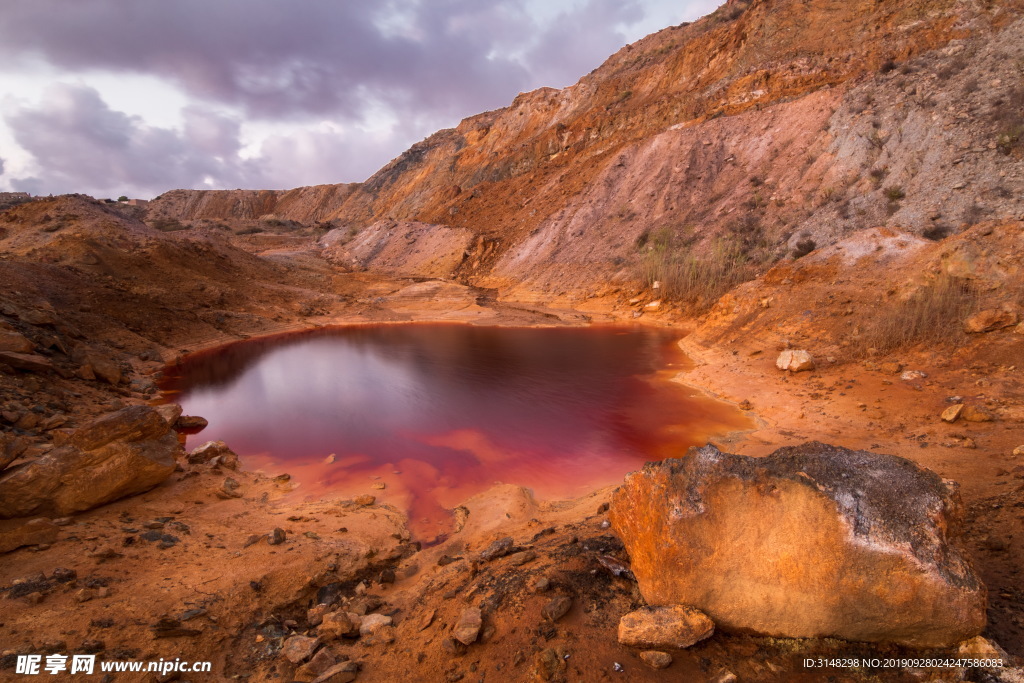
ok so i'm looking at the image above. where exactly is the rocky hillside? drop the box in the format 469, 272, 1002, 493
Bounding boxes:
149, 0, 1024, 305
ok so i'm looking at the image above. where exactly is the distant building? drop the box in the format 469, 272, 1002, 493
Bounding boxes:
124, 199, 150, 207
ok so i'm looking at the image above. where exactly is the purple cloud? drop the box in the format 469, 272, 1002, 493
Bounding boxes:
0, 1, 696, 197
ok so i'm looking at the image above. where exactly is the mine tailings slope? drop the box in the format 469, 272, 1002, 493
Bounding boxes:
148, 0, 1024, 305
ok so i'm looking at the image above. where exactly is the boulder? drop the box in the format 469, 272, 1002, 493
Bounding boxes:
775, 349, 815, 372
610, 442, 986, 647
964, 308, 1019, 334
0, 406, 179, 518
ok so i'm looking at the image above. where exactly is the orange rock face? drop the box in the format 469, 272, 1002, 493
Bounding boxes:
0, 406, 179, 518
610, 442, 987, 647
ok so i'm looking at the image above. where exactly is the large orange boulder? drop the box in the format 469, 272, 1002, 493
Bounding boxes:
610, 442, 986, 648
0, 405, 179, 518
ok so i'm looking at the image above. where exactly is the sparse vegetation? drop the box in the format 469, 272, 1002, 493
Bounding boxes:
879, 59, 897, 74
150, 218, 187, 232
855, 275, 977, 355
636, 228, 755, 311
792, 237, 816, 259
883, 185, 906, 201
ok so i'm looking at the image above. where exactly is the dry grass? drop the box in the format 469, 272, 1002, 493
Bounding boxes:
854, 274, 978, 355
637, 233, 752, 312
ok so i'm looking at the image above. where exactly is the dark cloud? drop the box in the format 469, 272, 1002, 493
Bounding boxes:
0, 1, 695, 197
5, 84, 250, 197
0, 1, 540, 122
3, 84, 412, 197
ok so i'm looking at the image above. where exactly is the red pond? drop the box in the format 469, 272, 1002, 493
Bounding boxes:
159, 324, 750, 541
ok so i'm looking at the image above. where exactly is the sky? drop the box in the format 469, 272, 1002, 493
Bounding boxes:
0, 0, 720, 200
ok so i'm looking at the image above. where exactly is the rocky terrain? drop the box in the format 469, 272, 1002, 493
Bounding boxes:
2, 0, 1024, 680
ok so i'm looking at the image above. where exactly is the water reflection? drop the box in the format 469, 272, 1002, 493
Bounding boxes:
160, 324, 749, 540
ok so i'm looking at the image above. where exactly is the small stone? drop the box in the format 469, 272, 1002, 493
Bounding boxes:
442, 637, 468, 657
51, 568, 77, 583
711, 671, 738, 683
533, 648, 565, 681
738, 399, 752, 410
957, 635, 1008, 660
243, 534, 262, 548
308, 604, 329, 627
378, 568, 396, 584
542, 595, 573, 622
217, 477, 242, 499
941, 404, 964, 423
295, 647, 338, 679
312, 661, 359, 683
1013, 446, 1024, 457
154, 404, 183, 426
775, 349, 815, 372
618, 606, 714, 649
371, 482, 386, 490
506, 550, 537, 566
0, 518, 60, 554
453, 607, 482, 645
478, 536, 513, 561
319, 611, 357, 640
282, 635, 320, 664
961, 405, 995, 422
353, 494, 375, 506
879, 361, 903, 374
532, 577, 551, 593
173, 415, 208, 431
359, 613, 394, 637
964, 308, 1019, 334
76, 589, 95, 603
187, 440, 238, 468
901, 370, 928, 381
639, 651, 672, 670
419, 609, 436, 631
96, 587, 111, 599
268, 528, 286, 545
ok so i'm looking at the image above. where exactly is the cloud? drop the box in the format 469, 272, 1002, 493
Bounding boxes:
0, 157, 5, 177
5, 84, 247, 197
0, 1, 708, 197
3, 84, 420, 197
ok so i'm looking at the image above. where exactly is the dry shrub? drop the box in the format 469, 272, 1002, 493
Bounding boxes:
855, 275, 977, 355
638, 233, 751, 312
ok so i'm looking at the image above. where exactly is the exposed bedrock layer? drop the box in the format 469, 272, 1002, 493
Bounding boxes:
611, 442, 987, 647
0, 405, 179, 518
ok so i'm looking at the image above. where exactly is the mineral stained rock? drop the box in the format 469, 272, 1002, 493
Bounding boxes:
610, 442, 986, 647
0, 405, 179, 518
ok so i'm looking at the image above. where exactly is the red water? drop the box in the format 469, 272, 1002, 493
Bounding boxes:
159, 324, 749, 541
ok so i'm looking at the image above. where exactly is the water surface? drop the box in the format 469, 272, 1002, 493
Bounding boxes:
160, 324, 748, 540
